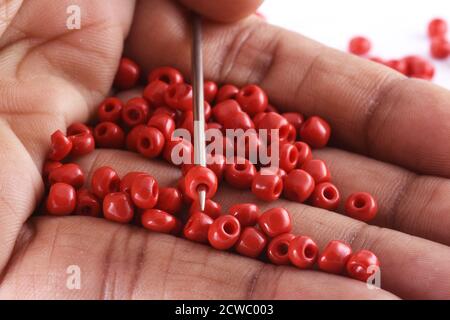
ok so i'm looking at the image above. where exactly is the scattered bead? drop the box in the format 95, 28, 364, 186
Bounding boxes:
235, 227, 267, 258
103, 192, 134, 223
183, 212, 214, 243
91, 166, 120, 199
310, 182, 340, 211
46, 183, 76, 215
346, 250, 380, 282
288, 236, 319, 269
208, 215, 241, 250
345, 192, 378, 222
228, 203, 259, 227
267, 233, 295, 265
318, 240, 353, 274
258, 207, 292, 238
141, 209, 180, 234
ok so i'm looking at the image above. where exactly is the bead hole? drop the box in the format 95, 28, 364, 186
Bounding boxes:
323, 187, 337, 200
222, 221, 237, 235
105, 104, 115, 112
98, 126, 108, 136
277, 242, 289, 256
242, 88, 254, 97
354, 197, 366, 209
159, 75, 171, 84
140, 137, 151, 149
128, 109, 140, 121
304, 244, 317, 259
109, 179, 120, 193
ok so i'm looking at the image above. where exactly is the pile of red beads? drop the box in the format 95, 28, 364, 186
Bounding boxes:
42, 58, 380, 283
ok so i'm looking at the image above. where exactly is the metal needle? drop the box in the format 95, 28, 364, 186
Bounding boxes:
191, 13, 207, 211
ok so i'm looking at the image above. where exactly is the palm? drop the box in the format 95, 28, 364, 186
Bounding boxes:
1, 0, 449, 300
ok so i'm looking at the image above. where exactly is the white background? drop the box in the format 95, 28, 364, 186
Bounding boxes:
259, 0, 450, 88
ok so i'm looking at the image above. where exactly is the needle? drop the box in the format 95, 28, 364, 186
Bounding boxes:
191, 13, 207, 211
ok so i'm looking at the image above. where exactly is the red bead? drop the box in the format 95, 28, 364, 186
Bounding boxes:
206, 122, 223, 132
189, 199, 222, 219
428, 18, 447, 39
310, 182, 340, 211
46, 183, 76, 215
286, 124, 297, 144
121, 97, 150, 127
184, 166, 218, 201
235, 227, 267, 258
224, 157, 256, 189
163, 138, 193, 166
103, 192, 134, 223
164, 83, 193, 111
267, 233, 295, 265
301, 159, 331, 184
120, 171, 147, 195
346, 250, 380, 282
288, 236, 319, 269
141, 209, 180, 234
91, 166, 120, 199
405, 55, 435, 80
146, 113, 174, 143
258, 207, 292, 238
279, 143, 299, 172
222, 111, 254, 131
283, 169, 315, 203
48, 163, 85, 189
153, 105, 177, 118
156, 187, 183, 215
344, 192, 378, 222
251, 171, 283, 202
114, 57, 140, 90
136, 126, 165, 158
348, 36, 371, 55
125, 124, 146, 151
208, 215, 241, 250
178, 111, 194, 136
42, 160, 62, 182
182, 154, 226, 181
74, 189, 101, 217
236, 84, 268, 116
67, 122, 92, 136
48, 130, 72, 161
385, 59, 409, 75
257, 112, 291, 143
430, 38, 450, 59
299, 116, 331, 149
318, 240, 353, 274
130, 174, 159, 209
212, 99, 242, 124
204, 81, 218, 103
148, 66, 184, 85
183, 212, 214, 243
69, 132, 95, 157
252, 112, 266, 128
282, 112, 304, 133
216, 84, 239, 103
98, 97, 123, 123
143, 80, 169, 107
293, 142, 313, 167
94, 122, 125, 149
228, 203, 259, 227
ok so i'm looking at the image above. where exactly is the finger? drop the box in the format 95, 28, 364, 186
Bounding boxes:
126, 0, 450, 178
0, 217, 397, 299
313, 148, 450, 246
177, 0, 263, 23
74, 150, 450, 299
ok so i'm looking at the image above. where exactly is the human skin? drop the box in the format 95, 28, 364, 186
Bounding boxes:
0, 0, 449, 300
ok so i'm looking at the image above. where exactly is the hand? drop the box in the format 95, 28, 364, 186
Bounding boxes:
0, 0, 449, 300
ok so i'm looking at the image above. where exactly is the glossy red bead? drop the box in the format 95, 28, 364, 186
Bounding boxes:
46, 183, 76, 216
130, 174, 159, 209
91, 166, 120, 199
184, 166, 218, 201
267, 233, 295, 265
148, 66, 184, 85
385, 59, 409, 75
103, 192, 134, 223
318, 240, 353, 274
74, 189, 101, 217
235, 227, 267, 258
143, 80, 169, 107
346, 250, 380, 282
67, 122, 92, 136
164, 83, 193, 111
301, 159, 331, 184
288, 236, 319, 269
222, 111, 254, 131
120, 171, 147, 195
258, 207, 292, 238
98, 97, 123, 123
428, 18, 447, 39
121, 97, 150, 127
114, 57, 140, 90
216, 84, 239, 103
282, 112, 304, 133
430, 37, 450, 59
48, 130, 72, 161
163, 138, 193, 166
293, 141, 313, 167
236, 84, 268, 116
228, 203, 259, 227
189, 199, 222, 219
125, 124, 146, 151
310, 182, 340, 211
212, 99, 242, 124
48, 163, 85, 189
182, 153, 226, 181
224, 157, 256, 189
300, 116, 331, 149
42, 160, 62, 182
94, 122, 125, 149
252, 112, 266, 128
283, 169, 315, 203
178, 110, 194, 136
257, 112, 291, 143
69, 132, 95, 157
183, 212, 214, 243
153, 105, 177, 119
348, 36, 371, 55
204, 80, 218, 103
156, 187, 183, 215
208, 215, 241, 250
405, 55, 435, 80
141, 209, 180, 234
251, 171, 283, 202
136, 126, 165, 158
279, 143, 299, 172
148, 113, 176, 141
344, 192, 378, 222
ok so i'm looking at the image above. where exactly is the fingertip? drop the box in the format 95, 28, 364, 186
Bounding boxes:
178, 0, 263, 23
